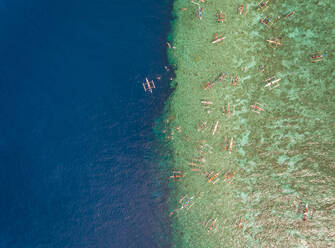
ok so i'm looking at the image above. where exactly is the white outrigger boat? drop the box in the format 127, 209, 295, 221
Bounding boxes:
142, 77, 156, 93
264, 76, 280, 90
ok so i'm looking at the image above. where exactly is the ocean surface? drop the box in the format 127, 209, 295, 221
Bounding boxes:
0, 0, 173, 247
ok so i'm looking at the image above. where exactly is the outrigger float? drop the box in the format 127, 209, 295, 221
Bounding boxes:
142, 77, 156, 93
212, 121, 219, 136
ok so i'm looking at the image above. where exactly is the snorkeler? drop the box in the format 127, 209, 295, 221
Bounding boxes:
239, 4, 244, 15
260, 17, 271, 25
216, 11, 224, 23
258, 65, 265, 72
197, 7, 203, 20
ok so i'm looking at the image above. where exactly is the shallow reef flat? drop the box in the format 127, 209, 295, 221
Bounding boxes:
163, 0, 335, 247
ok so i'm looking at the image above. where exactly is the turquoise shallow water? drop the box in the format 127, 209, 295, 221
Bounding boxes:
162, 0, 335, 247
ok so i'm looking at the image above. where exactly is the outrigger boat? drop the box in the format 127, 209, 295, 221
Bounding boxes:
180, 196, 194, 210
169, 174, 183, 179
239, 4, 246, 15
142, 77, 156, 93
224, 171, 236, 183
303, 203, 308, 221
202, 81, 215, 90
212, 36, 225, 44
251, 102, 264, 114
229, 137, 234, 154
201, 100, 213, 105
224, 103, 233, 117
285, 10, 295, 19
264, 76, 280, 90
204, 73, 228, 90
208, 173, 219, 183
266, 38, 281, 47
311, 52, 325, 63
208, 218, 217, 232
188, 161, 202, 168
169, 171, 183, 182
197, 121, 207, 132
231, 75, 240, 86
258, 0, 270, 11
222, 103, 231, 117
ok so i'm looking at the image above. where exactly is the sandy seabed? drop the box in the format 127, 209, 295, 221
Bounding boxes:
161, 0, 335, 247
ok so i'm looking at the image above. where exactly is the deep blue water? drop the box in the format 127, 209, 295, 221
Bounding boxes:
0, 0, 173, 247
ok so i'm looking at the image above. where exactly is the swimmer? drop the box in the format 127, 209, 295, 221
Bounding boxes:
216, 11, 224, 23
260, 17, 271, 25
239, 4, 244, 15
197, 7, 203, 20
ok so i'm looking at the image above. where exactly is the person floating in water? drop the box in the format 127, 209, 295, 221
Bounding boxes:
258, 65, 265, 72
216, 10, 224, 23
197, 7, 203, 20
260, 17, 271, 26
